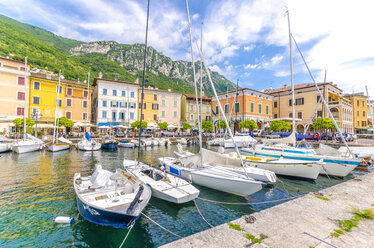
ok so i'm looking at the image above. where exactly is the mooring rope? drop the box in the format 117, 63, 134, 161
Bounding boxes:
141, 213, 184, 238
193, 199, 214, 228
118, 220, 136, 248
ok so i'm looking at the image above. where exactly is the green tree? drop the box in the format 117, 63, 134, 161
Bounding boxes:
131, 120, 148, 129
57, 117, 74, 128
311, 117, 337, 131
158, 122, 168, 130
182, 123, 192, 130
12, 117, 35, 134
239, 120, 258, 130
202, 121, 213, 132
269, 120, 291, 131
217, 120, 231, 129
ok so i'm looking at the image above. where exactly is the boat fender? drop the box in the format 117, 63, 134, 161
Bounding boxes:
53, 216, 75, 224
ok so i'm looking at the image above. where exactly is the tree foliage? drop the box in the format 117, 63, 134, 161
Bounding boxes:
182, 123, 192, 130
131, 120, 148, 129
311, 117, 337, 131
239, 120, 258, 130
202, 121, 213, 132
57, 117, 74, 128
217, 120, 231, 129
12, 117, 35, 127
269, 120, 291, 131
158, 122, 168, 130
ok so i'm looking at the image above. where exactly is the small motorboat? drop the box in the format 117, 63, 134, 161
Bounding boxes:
74, 164, 151, 228
77, 133, 101, 151
118, 140, 135, 148
101, 137, 118, 150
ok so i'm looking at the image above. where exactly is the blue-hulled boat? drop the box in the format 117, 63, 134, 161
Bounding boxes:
74, 165, 151, 228
101, 137, 118, 150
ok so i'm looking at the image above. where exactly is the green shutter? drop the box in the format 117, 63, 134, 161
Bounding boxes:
266, 105, 269, 114
250, 102, 254, 112
235, 102, 240, 113
259, 104, 262, 114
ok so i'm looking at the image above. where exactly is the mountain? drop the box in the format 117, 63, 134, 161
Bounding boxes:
0, 14, 235, 95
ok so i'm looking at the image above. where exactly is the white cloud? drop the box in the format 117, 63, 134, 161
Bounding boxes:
244, 63, 259, 70
274, 70, 289, 77
243, 44, 256, 51
192, 14, 199, 20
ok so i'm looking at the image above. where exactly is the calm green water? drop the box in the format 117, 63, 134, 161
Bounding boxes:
0, 145, 360, 247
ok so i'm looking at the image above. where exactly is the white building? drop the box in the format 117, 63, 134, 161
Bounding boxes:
92, 78, 139, 127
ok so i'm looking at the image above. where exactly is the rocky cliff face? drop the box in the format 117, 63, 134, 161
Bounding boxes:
69, 41, 234, 93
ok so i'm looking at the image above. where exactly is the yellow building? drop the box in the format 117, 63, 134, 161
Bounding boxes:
29, 72, 91, 125
344, 92, 368, 133
0, 56, 30, 132
138, 86, 159, 128
266, 82, 354, 133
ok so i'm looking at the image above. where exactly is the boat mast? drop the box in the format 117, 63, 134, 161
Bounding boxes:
85, 71, 90, 134
235, 79, 238, 135
23, 57, 27, 141
53, 70, 62, 145
365, 86, 374, 132
185, 0, 203, 167
287, 11, 296, 140
200, 22, 203, 134
138, 0, 150, 157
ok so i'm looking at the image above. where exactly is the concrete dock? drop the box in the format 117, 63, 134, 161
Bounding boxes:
161, 172, 374, 248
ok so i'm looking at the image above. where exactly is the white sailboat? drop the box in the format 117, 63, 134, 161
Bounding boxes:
47, 71, 71, 152
12, 57, 44, 154
0, 135, 13, 153
173, 144, 194, 158
221, 133, 257, 148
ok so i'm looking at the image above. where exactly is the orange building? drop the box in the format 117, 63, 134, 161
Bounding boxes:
211, 88, 273, 131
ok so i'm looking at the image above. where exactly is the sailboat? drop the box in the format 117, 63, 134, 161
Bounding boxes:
0, 135, 13, 153
77, 72, 102, 151
122, 0, 200, 204
101, 126, 118, 150
47, 71, 71, 152
12, 57, 44, 154
241, 11, 362, 178
158, 2, 270, 197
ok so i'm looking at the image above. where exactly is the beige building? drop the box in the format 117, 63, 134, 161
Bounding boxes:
0, 56, 30, 132
266, 82, 354, 133
181, 94, 211, 128
344, 92, 368, 133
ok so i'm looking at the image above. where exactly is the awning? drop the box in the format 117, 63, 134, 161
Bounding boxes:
99, 122, 119, 127
36, 124, 54, 128
73, 122, 84, 127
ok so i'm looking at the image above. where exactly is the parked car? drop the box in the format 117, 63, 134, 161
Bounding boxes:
305, 132, 320, 141
321, 132, 335, 140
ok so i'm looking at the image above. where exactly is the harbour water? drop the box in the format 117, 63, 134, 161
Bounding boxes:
0, 145, 359, 247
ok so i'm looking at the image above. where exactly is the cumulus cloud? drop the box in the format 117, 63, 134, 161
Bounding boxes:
243, 44, 256, 51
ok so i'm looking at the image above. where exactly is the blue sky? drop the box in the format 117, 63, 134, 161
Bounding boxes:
1, 0, 374, 96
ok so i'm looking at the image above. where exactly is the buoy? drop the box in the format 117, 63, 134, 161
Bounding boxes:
53, 216, 75, 224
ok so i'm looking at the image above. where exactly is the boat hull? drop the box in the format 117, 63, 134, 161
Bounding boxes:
47, 144, 71, 152
119, 142, 135, 148
13, 144, 42, 154
77, 143, 101, 151
0, 143, 10, 153
101, 142, 118, 149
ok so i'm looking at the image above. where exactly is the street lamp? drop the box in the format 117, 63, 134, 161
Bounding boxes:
31, 110, 42, 137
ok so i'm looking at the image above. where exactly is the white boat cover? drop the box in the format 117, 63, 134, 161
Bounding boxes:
90, 165, 114, 188
262, 132, 296, 145
0, 135, 13, 142
314, 143, 342, 156
57, 137, 73, 144
179, 148, 242, 168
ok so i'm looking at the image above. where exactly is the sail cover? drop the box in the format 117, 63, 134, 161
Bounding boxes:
57, 137, 73, 144
85, 132, 92, 141
262, 132, 296, 145
179, 148, 242, 168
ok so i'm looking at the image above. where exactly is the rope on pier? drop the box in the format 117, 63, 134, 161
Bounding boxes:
193, 199, 214, 228
118, 220, 136, 248
141, 212, 184, 239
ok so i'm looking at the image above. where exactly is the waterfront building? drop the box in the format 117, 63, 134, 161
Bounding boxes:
0, 56, 30, 132
211, 88, 273, 131
91, 78, 139, 127
266, 82, 354, 133
29, 72, 92, 125
181, 94, 211, 128
344, 92, 368, 133
157, 88, 182, 128
138, 86, 159, 129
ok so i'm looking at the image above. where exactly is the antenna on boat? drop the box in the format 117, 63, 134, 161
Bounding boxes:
138, 0, 150, 160
185, 0, 203, 167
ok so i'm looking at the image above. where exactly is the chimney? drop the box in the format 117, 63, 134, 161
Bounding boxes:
283, 84, 287, 88
167, 88, 171, 92
99, 72, 103, 79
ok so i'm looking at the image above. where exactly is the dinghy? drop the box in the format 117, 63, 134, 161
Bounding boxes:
118, 140, 135, 148
74, 164, 151, 228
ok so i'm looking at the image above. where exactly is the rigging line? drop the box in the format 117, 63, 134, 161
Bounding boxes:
290, 33, 353, 157
141, 213, 184, 239
138, 0, 151, 160
193, 199, 214, 228
118, 220, 136, 248
197, 194, 305, 205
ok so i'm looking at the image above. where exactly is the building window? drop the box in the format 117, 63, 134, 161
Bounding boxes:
362, 100, 365, 106
34, 81, 40, 90
19, 66, 26, 71
316, 95, 321, 102
154, 94, 157, 101
122, 91, 126, 97
274, 101, 278, 108
317, 110, 322, 117
112, 90, 117, 96
130, 112, 135, 119
83, 90, 88, 98
297, 112, 303, 119
112, 112, 116, 121
289, 112, 293, 118
289, 99, 292, 106
363, 110, 366, 117
66, 98, 72, 107
274, 113, 278, 119
33, 96, 40, 105
141, 114, 144, 120
206, 106, 209, 113
162, 99, 165, 106
190, 114, 194, 121
130, 103, 135, 109
56, 85, 63, 93
357, 100, 359, 106
16, 107, 24, 116
139, 103, 146, 109
119, 112, 125, 120
82, 112, 88, 120
66, 88, 72, 95
174, 100, 177, 107
152, 104, 159, 110
362, 121, 366, 127
296, 98, 304, 105
103, 88, 107, 95
18, 77, 25, 85
235, 102, 240, 113
190, 104, 194, 111
162, 111, 165, 117
266, 104, 269, 115
83, 100, 88, 108
357, 121, 359, 127
250, 102, 254, 113
56, 99, 62, 107
258, 103, 262, 114
17, 92, 25, 100
224, 103, 229, 114
102, 100, 107, 107
215, 105, 219, 115
130, 91, 135, 98
174, 111, 177, 118
357, 110, 359, 117
153, 114, 157, 121
65, 111, 72, 119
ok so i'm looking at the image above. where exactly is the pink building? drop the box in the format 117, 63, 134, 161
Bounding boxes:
158, 88, 181, 128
